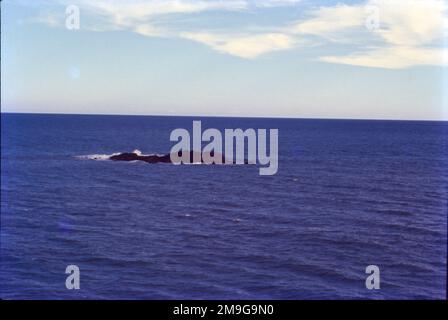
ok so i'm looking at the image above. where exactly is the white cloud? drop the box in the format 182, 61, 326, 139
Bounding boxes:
133, 24, 165, 37
80, 0, 247, 26
27, 0, 448, 68
252, 0, 301, 8
33, 11, 62, 27
292, 0, 447, 45
320, 46, 448, 69
292, 0, 448, 68
63, 0, 302, 57
372, 0, 446, 46
293, 4, 366, 39
181, 32, 296, 58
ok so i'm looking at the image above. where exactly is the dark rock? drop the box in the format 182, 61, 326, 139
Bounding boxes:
109, 150, 239, 164
110, 152, 171, 163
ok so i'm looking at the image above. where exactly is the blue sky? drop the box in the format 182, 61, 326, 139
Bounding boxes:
1, 0, 447, 120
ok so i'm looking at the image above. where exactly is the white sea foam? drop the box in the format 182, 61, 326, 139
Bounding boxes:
75, 150, 158, 161
75, 152, 119, 161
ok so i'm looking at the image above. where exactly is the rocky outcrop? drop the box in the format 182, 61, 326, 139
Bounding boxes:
110, 152, 171, 163
109, 150, 235, 164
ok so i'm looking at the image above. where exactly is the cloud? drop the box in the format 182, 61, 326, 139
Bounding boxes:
293, 4, 366, 40
252, 0, 301, 8
133, 24, 165, 37
26, 0, 448, 68
80, 0, 247, 25
59, 0, 249, 36
371, 0, 446, 46
320, 46, 448, 69
293, 0, 447, 45
292, 0, 448, 68
181, 32, 296, 58
33, 11, 62, 27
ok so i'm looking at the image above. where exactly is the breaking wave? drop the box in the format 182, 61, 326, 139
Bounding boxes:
76, 150, 162, 161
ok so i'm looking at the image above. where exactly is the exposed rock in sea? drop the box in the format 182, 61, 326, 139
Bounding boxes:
109, 150, 242, 164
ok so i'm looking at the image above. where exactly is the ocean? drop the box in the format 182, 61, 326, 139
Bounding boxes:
1, 113, 447, 299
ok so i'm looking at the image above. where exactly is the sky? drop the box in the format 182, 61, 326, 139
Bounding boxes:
1, 0, 447, 120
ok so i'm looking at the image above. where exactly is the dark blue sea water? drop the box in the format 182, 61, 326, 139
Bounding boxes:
1, 113, 447, 299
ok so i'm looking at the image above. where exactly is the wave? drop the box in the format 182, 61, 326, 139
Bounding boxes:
76, 150, 160, 161
76, 153, 119, 161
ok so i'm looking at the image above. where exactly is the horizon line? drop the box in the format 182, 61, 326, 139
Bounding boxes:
1, 111, 447, 122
